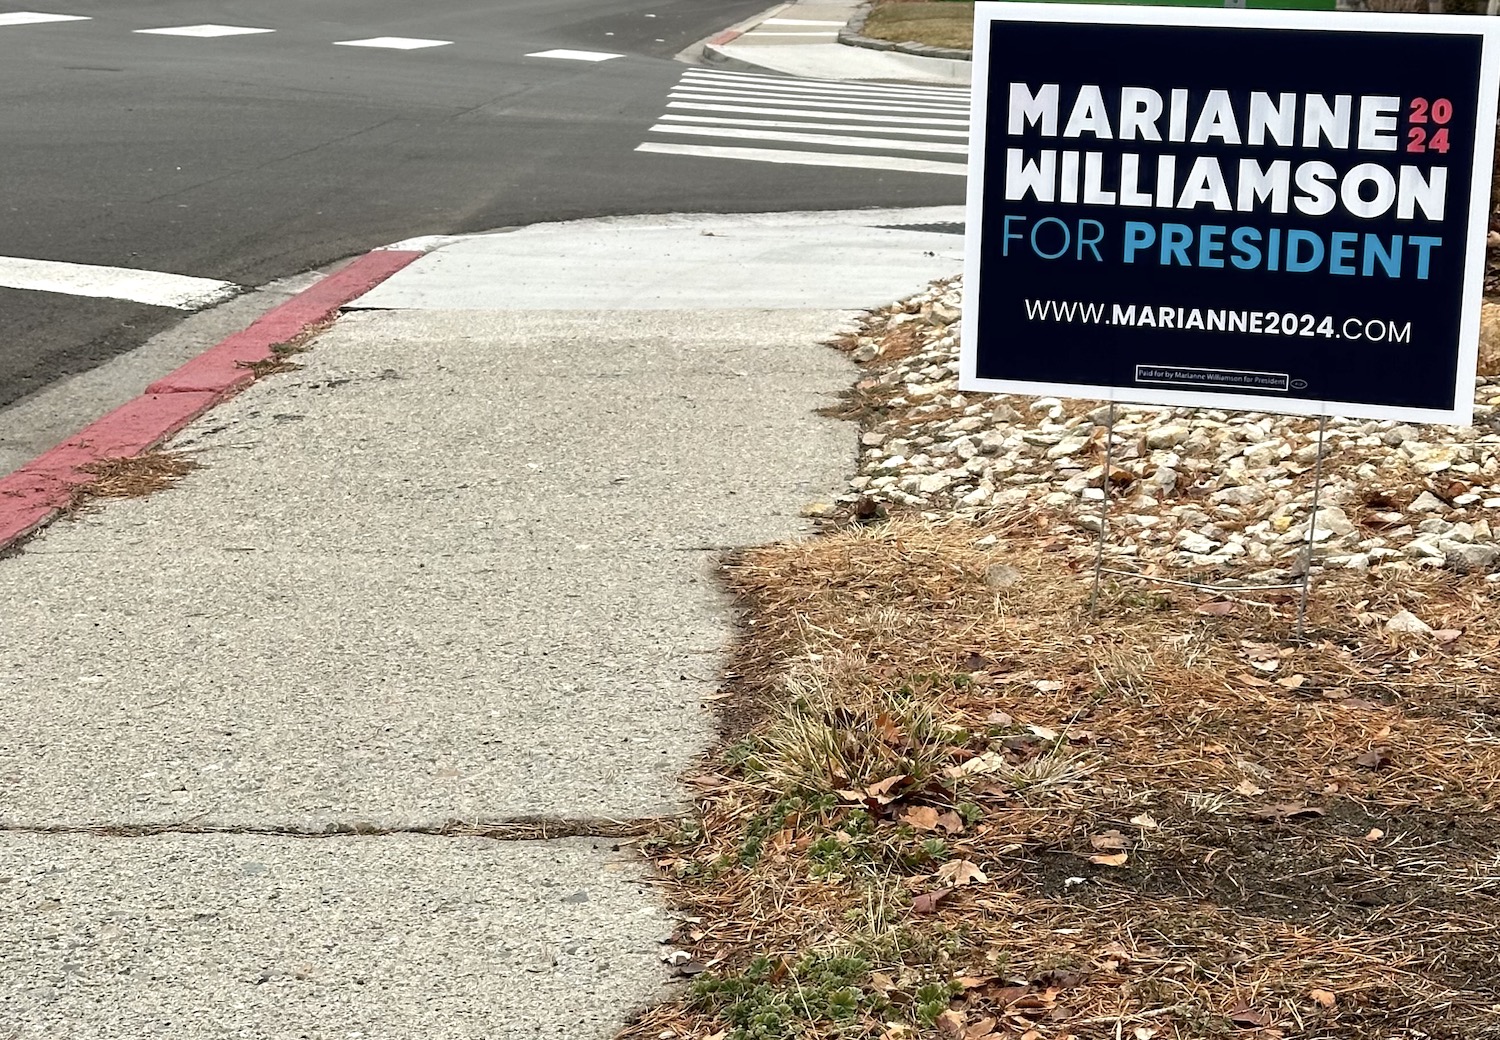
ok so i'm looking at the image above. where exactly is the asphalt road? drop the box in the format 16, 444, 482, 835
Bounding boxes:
0, 0, 965, 412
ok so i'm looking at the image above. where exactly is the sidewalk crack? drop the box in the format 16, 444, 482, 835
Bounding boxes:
0, 815, 671, 841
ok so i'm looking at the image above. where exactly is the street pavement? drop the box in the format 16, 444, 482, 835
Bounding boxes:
0, 208, 965, 1035
0, 0, 966, 410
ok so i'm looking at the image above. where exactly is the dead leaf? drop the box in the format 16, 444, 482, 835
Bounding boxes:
1234, 779, 1266, 797
873, 712, 908, 747
1249, 658, 1280, 673
866, 774, 908, 800
955, 751, 1006, 777
1033, 681, 1063, 694
965, 1017, 999, 1040
936, 1010, 966, 1036
1130, 813, 1159, 830
1227, 1005, 1272, 1028
901, 806, 941, 831
1134, 1028, 1160, 1040
912, 887, 953, 913
1089, 830, 1130, 851
1088, 851, 1129, 867
937, 859, 988, 886
1365, 828, 1385, 841
1310, 988, 1337, 1008
990, 985, 1029, 1007
987, 710, 1015, 727
1355, 748, 1393, 770
1251, 802, 1325, 822
1237, 672, 1274, 688
935, 811, 966, 835
1434, 628, 1463, 644
1276, 674, 1307, 689
1027, 724, 1060, 740
1196, 600, 1237, 616
871, 971, 897, 996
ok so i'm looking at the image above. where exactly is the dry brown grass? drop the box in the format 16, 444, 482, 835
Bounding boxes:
69, 450, 200, 506
622, 518, 1500, 1040
237, 319, 333, 378
862, 1, 974, 50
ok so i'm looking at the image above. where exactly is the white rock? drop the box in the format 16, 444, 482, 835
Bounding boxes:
1177, 531, 1221, 554
1442, 540, 1500, 572
1146, 425, 1189, 450
1385, 610, 1433, 635
1403, 538, 1445, 560
1409, 491, 1447, 513
1046, 438, 1089, 459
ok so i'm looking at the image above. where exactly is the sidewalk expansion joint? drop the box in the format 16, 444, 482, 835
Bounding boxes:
0, 815, 674, 842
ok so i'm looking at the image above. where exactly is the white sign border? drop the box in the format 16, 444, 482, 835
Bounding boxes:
959, 2, 1500, 425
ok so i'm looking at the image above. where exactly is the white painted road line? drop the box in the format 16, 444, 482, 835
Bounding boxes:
673, 83, 970, 108
669, 91, 967, 115
649, 123, 967, 154
680, 75, 967, 105
636, 142, 965, 176
0, 12, 89, 25
525, 48, 622, 61
644, 68, 969, 180
659, 113, 969, 138
135, 24, 275, 37
0, 257, 239, 310
685, 68, 968, 100
334, 36, 453, 49
666, 101, 969, 127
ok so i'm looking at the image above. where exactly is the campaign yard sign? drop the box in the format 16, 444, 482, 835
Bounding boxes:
960, 3, 1500, 423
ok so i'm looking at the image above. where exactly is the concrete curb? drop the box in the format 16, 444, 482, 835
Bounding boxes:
0, 248, 423, 553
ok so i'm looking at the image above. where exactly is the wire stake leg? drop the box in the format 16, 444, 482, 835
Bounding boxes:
1296, 414, 1328, 642
1089, 401, 1116, 613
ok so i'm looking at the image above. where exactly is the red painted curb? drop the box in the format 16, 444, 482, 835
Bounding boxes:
147, 250, 422, 395
707, 28, 743, 46
0, 248, 425, 553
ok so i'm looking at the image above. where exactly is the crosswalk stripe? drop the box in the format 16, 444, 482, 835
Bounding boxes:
0, 256, 239, 309
666, 100, 969, 127
684, 67, 967, 100
636, 142, 965, 177
679, 75, 968, 106
0, 12, 90, 25
648, 123, 968, 154
669, 91, 966, 116
659, 113, 969, 139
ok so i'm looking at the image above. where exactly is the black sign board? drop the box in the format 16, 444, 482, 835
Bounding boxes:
961, 4, 1500, 423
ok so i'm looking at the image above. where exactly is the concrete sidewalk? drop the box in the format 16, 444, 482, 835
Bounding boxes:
0, 208, 963, 1037
700, 0, 971, 85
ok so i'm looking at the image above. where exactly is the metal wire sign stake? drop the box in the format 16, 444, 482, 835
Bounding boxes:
1087, 404, 1330, 640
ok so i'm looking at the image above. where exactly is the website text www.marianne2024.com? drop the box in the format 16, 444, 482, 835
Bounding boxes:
1023, 299, 1413, 343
